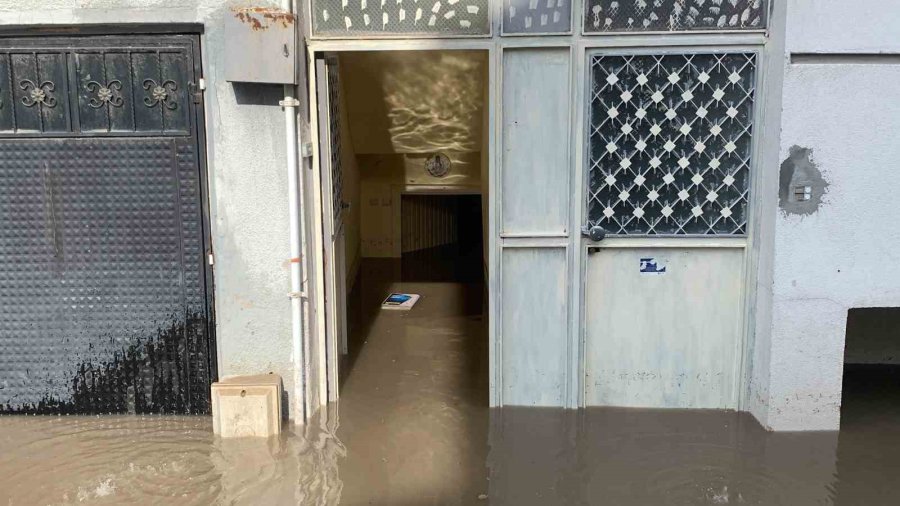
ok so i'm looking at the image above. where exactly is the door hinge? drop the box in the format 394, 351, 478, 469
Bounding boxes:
207, 252, 214, 266
190, 80, 204, 104
279, 97, 301, 108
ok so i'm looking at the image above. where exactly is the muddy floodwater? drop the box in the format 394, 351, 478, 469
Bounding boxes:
2, 389, 900, 506
3, 254, 900, 504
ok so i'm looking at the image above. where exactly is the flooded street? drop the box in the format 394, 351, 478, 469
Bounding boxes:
2, 393, 900, 505
2, 254, 899, 505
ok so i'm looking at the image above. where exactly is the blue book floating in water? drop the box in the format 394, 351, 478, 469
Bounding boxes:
381, 293, 421, 310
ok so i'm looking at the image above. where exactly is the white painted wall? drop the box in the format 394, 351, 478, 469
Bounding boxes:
339, 51, 487, 260
0, 0, 300, 419
761, 0, 900, 430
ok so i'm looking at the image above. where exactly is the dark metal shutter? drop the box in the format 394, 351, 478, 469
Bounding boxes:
0, 35, 215, 414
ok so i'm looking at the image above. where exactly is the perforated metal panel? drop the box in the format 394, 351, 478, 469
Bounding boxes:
503, 0, 572, 34
584, 0, 767, 33
311, 0, 490, 37
0, 35, 213, 414
586, 52, 757, 236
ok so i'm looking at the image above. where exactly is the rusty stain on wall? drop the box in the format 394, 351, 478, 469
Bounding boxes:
779, 146, 829, 216
232, 7, 295, 31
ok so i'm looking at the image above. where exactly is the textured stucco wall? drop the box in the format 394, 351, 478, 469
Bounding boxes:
763, 0, 900, 430
0, 1, 299, 418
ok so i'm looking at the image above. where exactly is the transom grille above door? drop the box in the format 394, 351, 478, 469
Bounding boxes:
311, 0, 490, 37
584, 0, 767, 33
586, 52, 757, 236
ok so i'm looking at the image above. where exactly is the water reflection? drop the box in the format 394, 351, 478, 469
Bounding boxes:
488, 408, 839, 505
3, 403, 900, 505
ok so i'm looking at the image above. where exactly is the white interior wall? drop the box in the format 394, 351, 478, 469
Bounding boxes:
356, 152, 483, 257
763, 0, 900, 430
339, 51, 488, 260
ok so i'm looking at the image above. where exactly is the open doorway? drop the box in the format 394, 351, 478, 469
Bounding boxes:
313, 50, 491, 411
841, 308, 900, 424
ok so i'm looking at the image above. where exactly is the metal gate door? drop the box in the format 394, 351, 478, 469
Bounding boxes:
315, 54, 347, 404
0, 35, 214, 414
581, 51, 758, 409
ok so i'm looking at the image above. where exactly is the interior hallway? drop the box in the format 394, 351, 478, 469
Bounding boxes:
334, 243, 491, 504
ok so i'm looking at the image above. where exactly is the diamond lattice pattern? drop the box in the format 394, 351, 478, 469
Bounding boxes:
587, 53, 756, 235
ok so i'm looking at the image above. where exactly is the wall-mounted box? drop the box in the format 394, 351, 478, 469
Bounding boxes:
211, 374, 283, 438
225, 6, 297, 84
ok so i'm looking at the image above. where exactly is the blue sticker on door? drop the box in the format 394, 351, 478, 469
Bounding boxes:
640, 257, 666, 275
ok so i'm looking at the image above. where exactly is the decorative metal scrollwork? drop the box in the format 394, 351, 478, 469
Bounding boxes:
85, 80, 124, 108
19, 80, 57, 108
142, 79, 178, 110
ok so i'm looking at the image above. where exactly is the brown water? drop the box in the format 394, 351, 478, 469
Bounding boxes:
2, 254, 899, 505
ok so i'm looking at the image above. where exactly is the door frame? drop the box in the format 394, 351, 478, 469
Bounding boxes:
306, 40, 498, 414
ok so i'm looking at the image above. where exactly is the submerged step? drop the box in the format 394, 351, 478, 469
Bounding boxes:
211, 374, 283, 438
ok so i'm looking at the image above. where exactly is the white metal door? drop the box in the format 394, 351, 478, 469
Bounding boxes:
316, 54, 348, 402
581, 51, 759, 409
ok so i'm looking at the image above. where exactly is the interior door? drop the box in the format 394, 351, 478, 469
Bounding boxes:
581, 51, 759, 409
316, 54, 348, 402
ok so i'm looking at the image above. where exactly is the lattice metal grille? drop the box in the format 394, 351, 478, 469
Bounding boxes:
584, 0, 767, 33
586, 52, 757, 236
312, 0, 490, 36
326, 61, 343, 226
504, 0, 572, 34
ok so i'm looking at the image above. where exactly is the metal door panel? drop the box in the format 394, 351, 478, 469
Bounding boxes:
580, 49, 758, 410
501, 48, 570, 236
316, 54, 348, 403
584, 248, 743, 408
0, 35, 212, 414
501, 247, 568, 406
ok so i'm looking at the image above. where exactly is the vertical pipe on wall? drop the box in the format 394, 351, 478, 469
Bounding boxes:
283, 0, 306, 423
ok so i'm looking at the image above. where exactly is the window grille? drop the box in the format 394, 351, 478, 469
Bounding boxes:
586, 52, 757, 236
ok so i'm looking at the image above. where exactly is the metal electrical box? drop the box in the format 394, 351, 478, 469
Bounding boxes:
225, 6, 297, 84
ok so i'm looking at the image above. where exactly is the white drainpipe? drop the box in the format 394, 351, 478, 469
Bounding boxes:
282, 0, 307, 424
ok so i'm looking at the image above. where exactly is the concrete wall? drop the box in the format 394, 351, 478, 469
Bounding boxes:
0, 0, 300, 418
761, 0, 900, 430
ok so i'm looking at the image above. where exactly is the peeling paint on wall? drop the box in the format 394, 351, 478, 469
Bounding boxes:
779, 146, 829, 215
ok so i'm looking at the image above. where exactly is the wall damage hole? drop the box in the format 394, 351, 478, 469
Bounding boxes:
779, 146, 829, 215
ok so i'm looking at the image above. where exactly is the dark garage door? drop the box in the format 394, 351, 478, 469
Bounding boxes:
0, 34, 215, 414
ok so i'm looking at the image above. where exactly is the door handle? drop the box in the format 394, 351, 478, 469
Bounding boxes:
581, 225, 607, 242
582, 225, 607, 255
